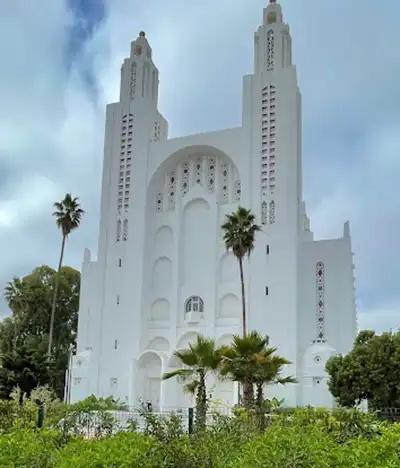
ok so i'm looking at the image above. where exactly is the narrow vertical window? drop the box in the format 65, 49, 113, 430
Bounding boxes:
118, 258, 122, 267
315, 261, 325, 342
266, 245, 270, 255
265, 286, 269, 296
114, 340, 118, 350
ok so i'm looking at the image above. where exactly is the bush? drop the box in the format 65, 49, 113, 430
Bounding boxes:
0, 406, 399, 467
56, 432, 155, 468
0, 429, 62, 468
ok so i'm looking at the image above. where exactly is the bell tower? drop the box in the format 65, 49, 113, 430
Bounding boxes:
254, 0, 292, 74
119, 31, 159, 105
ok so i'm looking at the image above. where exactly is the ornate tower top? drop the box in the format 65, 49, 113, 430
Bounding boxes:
264, 0, 283, 25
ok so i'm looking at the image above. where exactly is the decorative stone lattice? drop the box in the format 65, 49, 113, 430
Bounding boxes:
153, 121, 160, 142
233, 180, 241, 202
267, 30, 275, 70
315, 261, 325, 341
261, 201, 268, 225
260, 85, 277, 221
195, 158, 202, 185
123, 219, 128, 241
116, 219, 121, 242
220, 163, 229, 202
180, 162, 190, 197
155, 193, 163, 213
168, 172, 176, 210
156, 157, 240, 211
207, 157, 216, 193
129, 62, 137, 100
269, 200, 276, 224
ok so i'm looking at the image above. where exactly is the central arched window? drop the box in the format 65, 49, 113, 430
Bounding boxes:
185, 296, 204, 314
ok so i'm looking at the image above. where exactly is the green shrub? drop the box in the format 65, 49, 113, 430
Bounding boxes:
0, 429, 61, 468
56, 432, 155, 468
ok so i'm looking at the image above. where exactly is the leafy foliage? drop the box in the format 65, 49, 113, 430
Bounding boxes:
326, 329, 400, 409
1, 265, 80, 399
0, 407, 398, 467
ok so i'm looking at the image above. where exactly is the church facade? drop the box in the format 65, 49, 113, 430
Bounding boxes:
68, 0, 357, 409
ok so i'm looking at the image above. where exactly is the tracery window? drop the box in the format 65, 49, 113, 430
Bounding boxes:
168, 172, 176, 210
129, 62, 137, 100
261, 201, 268, 225
269, 200, 276, 224
315, 261, 325, 342
116, 219, 122, 242
155, 193, 163, 213
233, 180, 241, 202
185, 296, 204, 314
123, 219, 128, 241
195, 158, 202, 185
267, 30, 275, 70
220, 163, 229, 203
207, 157, 216, 192
180, 162, 190, 197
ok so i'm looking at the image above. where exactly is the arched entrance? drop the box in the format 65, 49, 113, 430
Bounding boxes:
137, 351, 162, 409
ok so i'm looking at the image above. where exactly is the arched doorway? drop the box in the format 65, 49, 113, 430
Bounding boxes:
137, 351, 162, 409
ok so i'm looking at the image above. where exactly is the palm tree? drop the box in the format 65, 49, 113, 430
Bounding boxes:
218, 331, 269, 409
253, 350, 296, 411
221, 207, 261, 337
48, 194, 84, 356
4, 277, 28, 349
162, 335, 221, 430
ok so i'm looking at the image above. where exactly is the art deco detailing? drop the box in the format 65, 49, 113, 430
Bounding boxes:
267, 30, 275, 70
261, 200, 276, 225
220, 163, 229, 202
315, 261, 326, 342
180, 162, 190, 196
207, 156, 216, 193
167, 171, 176, 210
154, 156, 241, 213
152, 121, 160, 142
116, 114, 134, 241
129, 62, 137, 100
155, 193, 163, 213
260, 85, 277, 224
123, 219, 128, 241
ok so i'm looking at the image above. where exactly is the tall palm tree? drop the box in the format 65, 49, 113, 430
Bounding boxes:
221, 207, 261, 337
218, 331, 269, 409
162, 335, 221, 430
48, 194, 84, 356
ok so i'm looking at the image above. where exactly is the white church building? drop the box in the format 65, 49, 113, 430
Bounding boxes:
68, 0, 357, 409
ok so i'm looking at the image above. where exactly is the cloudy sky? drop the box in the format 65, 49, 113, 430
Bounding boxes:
0, 0, 399, 332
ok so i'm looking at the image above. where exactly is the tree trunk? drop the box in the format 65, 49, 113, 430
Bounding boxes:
47, 234, 66, 357
195, 371, 207, 431
238, 257, 246, 337
256, 382, 266, 432
256, 383, 263, 410
243, 378, 254, 409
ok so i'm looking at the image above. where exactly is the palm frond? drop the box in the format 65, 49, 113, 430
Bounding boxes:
162, 368, 193, 381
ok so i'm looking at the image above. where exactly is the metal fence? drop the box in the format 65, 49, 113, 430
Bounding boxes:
57, 405, 235, 438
